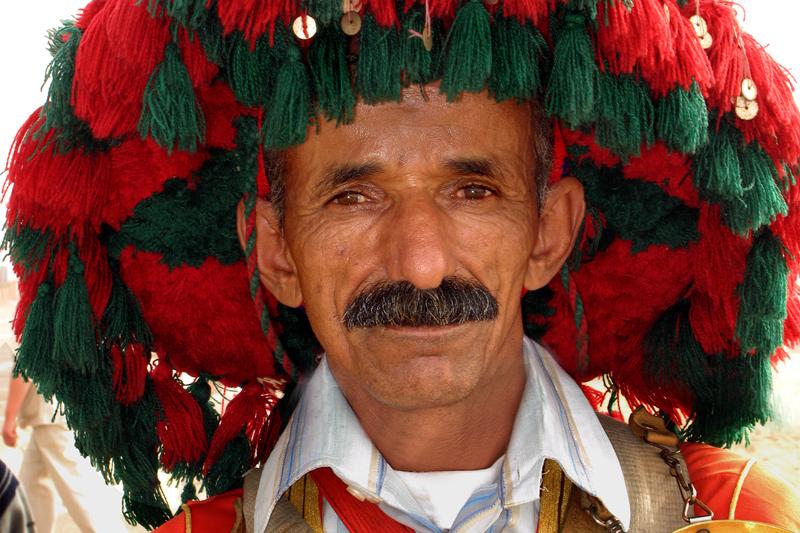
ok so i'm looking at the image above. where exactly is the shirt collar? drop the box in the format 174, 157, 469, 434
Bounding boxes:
254, 338, 630, 532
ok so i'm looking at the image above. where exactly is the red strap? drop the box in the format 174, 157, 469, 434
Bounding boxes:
310, 468, 414, 533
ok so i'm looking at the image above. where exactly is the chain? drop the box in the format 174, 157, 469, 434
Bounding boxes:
585, 497, 626, 533
646, 439, 714, 524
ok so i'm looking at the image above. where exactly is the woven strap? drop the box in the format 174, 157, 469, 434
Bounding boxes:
597, 413, 689, 532
242, 467, 315, 533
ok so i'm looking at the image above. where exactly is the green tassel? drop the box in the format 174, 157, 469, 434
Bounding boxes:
594, 73, 655, 158
263, 50, 311, 149
53, 249, 101, 375
440, 0, 492, 100
655, 81, 709, 154
198, 1, 225, 65
35, 21, 84, 151
102, 262, 154, 347
138, 43, 206, 153
357, 14, 402, 104
204, 430, 250, 496
736, 231, 788, 359
644, 300, 772, 447
1, 223, 50, 278
692, 119, 742, 202
309, 26, 356, 124
489, 13, 547, 102
307, 0, 341, 25
169, 377, 219, 504
724, 143, 788, 235
115, 384, 172, 528
60, 361, 121, 482
545, 11, 598, 129
141, 0, 207, 29
401, 6, 437, 85
569, 0, 600, 20
14, 281, 58, 398
226, 32, 274, 107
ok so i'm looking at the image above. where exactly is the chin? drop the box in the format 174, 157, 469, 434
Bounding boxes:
360, 346, 486, 411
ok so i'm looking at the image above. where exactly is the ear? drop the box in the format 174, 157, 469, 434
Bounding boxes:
236, 199, 303, 307
524, 177, 586, 290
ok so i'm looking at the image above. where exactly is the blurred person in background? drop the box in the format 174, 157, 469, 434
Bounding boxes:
3, 373, 126, 533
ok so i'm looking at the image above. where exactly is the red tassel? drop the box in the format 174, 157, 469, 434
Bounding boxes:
501, 0, 557, 26
595, 0, 673, 77
688, 205, 750, 354
179, 28, 219, 89
77, 237, 112, 321
76, 0, 109, 30
215, 0, 294, 48
692, 0, 742, 116
197, 82, 247, 150
73, 0, 170, 139
151, 361, 208, 470
735, 33, 800, 166
203, 381, 283, 473
364, 0, 399, 27
111, 344, 149, 406
6, 111, 112, 237
580, 383, 604, 411
118, 249, 276, 385
104, 137, 208, 230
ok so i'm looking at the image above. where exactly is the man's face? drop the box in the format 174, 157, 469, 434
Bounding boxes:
245, 87, 584, 411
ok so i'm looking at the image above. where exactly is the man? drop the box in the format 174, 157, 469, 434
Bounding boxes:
4, 0, 800, 531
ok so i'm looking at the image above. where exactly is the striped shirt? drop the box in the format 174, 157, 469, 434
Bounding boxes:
254, 338, 631, 532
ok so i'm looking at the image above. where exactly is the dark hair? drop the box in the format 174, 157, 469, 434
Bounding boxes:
265, 101, 552, 227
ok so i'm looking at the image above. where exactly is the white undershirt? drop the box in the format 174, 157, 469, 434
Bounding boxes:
393, 456, 505, 530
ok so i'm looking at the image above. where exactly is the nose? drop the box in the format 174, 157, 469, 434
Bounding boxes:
382, 193, 456, 289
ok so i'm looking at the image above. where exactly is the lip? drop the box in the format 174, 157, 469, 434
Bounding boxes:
380, 323, 471, 338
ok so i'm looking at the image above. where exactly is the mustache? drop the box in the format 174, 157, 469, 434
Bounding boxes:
342, 278, 499, 330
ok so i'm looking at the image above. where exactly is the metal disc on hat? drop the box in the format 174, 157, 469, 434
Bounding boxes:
741, 78, 758, 101
340, 11, 362, 35
735, 96, 759, 120
292, 14, 317, 40
699, 31, 713, 50
690, 15, 708, 38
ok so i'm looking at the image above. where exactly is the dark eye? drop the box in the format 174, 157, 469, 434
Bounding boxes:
457, 184, 494, 200
331, 191, 366, 205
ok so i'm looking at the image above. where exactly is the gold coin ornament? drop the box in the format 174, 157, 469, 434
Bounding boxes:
735, 95, 759, 120
741, 78, 758, 101
690, 15, 708, 38
699, 31, 713, 50
292, 14, 317, 40
340, 11, 362, 36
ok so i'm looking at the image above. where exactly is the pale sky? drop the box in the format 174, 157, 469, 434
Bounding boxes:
1, 1, 798, 163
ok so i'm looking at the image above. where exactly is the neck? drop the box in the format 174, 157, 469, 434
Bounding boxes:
342, 342, 527, 472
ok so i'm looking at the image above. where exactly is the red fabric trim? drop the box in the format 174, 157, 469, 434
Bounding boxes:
310, 468, 414, 533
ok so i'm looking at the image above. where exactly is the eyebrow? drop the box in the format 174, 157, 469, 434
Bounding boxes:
313, 161, 383, 198
443, 157, 506, 183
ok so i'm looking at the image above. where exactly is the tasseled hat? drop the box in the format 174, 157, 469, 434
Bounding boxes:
5, 0, 800, 527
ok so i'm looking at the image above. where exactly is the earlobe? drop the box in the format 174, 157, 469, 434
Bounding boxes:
235, 199, 304, 307
524, 177, 586, 290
